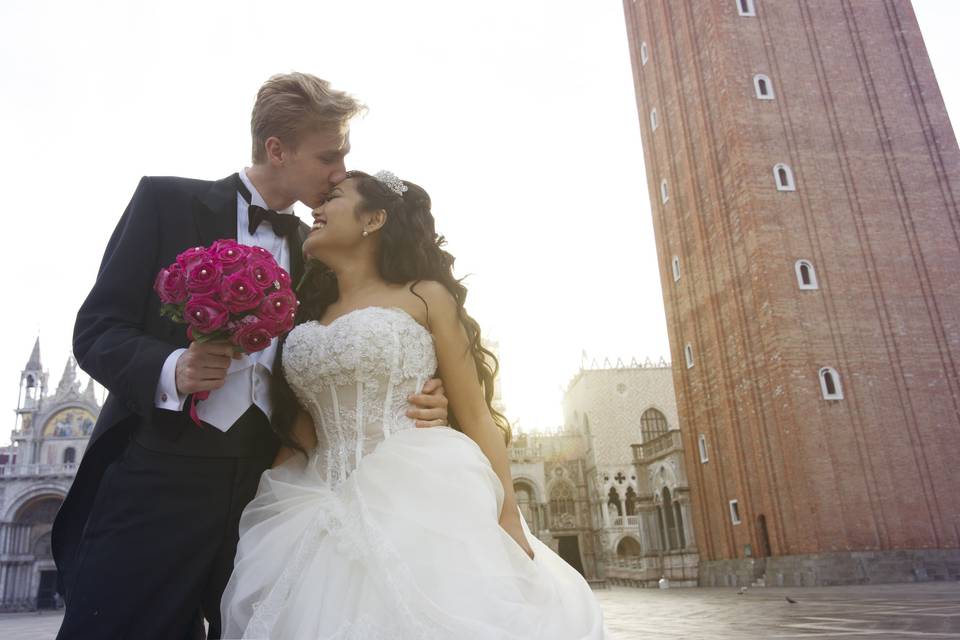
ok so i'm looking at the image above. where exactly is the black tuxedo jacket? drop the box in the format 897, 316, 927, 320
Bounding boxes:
51, 173, 309, 594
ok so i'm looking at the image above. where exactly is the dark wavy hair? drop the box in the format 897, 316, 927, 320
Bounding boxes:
271, 171, 511, 451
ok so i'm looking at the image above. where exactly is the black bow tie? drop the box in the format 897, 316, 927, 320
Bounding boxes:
248, 204, 300, 238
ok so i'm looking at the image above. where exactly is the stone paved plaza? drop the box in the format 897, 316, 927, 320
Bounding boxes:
1, 582, 958, 639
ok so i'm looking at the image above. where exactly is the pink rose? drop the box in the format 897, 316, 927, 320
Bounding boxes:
221, 271, 261, 313
249, 246, 273, 261
185, 258, 222, 296
280, 310, 296, 333
259, 290, 297, 325
176, 246, 209, 273
154, 264, 187, 304
249, 258, 280, 291
276, 267, 292, 291
184, 296, 229, 335
211, 240, 251, 274
231, 317, 274, 353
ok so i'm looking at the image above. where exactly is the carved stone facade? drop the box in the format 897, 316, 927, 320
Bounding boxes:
509, 361, 698, 588
0, 341, 99, 610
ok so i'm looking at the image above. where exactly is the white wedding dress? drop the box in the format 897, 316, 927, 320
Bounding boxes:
220, 307, 607, 639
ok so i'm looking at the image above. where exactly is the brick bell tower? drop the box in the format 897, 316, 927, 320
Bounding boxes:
623, 0, 960, 586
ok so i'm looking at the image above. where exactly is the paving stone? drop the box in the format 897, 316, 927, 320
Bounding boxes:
2, 582, 958, 639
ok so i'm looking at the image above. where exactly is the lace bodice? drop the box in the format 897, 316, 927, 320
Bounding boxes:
282, 306, 437, 485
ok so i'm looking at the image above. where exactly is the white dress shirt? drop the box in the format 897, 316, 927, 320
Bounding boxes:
154, 169, 298, 431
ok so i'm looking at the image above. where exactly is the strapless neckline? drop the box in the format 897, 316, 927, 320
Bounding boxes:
314, 305, 429, 337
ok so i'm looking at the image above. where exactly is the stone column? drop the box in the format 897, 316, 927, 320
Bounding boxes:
675, 494, 696, 551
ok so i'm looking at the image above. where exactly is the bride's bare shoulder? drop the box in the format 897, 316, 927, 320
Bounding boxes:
401, 280, 457, 328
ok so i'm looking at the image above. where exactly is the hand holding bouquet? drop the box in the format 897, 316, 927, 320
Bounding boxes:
154, 239, 298, 425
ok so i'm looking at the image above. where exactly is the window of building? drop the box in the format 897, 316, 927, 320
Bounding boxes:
660, 179, 669, 203
549, 482, 576, 521
662, 487, 681, 550
754, 74, 774, 100
774, 163, 796, 191
625, 486, 638, 516
514, 481, 537, 529
685, 343, 694, 369
698, 434, 709, 463
729, 499, 742, 525
737, 0, 756, 16
819, 366, 843, 400
63, 447, 76, 464
672, 255, 681, 282
641, 41, 649, 65
608, 486, 623, 517
650, 108, 659, 130
795, 259, 818, 289
641, 408, 669, 442
674, 501, 686, 548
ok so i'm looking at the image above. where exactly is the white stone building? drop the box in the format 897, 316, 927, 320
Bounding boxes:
565, 358, 698, 586
0, 340, 99, 610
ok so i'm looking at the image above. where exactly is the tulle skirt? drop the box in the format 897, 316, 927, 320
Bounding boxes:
220, 426, 607, 639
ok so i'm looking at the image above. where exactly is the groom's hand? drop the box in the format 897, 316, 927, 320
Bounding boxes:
175, 341, 237, 395
407, 378, 448, 428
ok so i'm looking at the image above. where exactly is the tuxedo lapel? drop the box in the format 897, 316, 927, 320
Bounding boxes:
192, 174, 239, 246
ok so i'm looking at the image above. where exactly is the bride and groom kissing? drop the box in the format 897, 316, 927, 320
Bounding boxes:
51, 72, 608, 639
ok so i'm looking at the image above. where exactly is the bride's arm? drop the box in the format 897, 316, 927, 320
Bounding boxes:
272, 409, 318, 467
415, 282, 534, 559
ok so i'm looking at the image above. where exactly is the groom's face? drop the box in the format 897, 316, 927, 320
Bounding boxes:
284, 128, 351, 208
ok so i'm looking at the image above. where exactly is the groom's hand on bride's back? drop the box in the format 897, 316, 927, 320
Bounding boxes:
175, 341, 240, 395
407, 378, 449, 428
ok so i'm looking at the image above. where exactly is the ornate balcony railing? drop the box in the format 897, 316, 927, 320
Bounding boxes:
0, 463, 77, 478
611, 515, 639, 528
631, 430, 683, 462
508, 445, 543, 461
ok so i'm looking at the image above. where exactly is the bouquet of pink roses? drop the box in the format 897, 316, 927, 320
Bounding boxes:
153, 239, 298, 425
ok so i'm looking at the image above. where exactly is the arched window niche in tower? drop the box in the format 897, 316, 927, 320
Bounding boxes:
774, 163, 796, 191
641, 41, 649, 65
660, 179, 669, 204
795, 259, 819, 290
754, 74, 774, 100
684, 343, 694, 369
729, 499, 742, 525
819, 366, 844, 400
737, 0, 756, 17
671, 255, 681, 282
650, 107, 659, 130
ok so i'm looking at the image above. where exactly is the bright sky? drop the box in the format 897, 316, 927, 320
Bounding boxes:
1, 0, 958, 443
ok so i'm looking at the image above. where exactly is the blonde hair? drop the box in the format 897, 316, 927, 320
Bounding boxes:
250, 73, 366, 163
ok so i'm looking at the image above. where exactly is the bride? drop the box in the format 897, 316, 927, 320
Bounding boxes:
220, 170, 608, 639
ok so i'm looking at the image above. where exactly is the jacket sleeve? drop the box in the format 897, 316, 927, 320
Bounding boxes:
73, 176, 179, 417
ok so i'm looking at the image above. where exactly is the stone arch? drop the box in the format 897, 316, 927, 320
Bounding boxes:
3, 486, 68, 522
511, 475, 542, 504
614, 534, 643, 557
650, 462, 680, 497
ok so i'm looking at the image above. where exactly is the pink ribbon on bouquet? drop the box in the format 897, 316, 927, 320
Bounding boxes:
188, 390, 211, 427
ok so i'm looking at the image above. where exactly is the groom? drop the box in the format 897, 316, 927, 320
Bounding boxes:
52, 73, 448, 639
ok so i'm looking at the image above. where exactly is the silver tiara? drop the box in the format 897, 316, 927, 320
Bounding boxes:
373, 170, 408, 196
